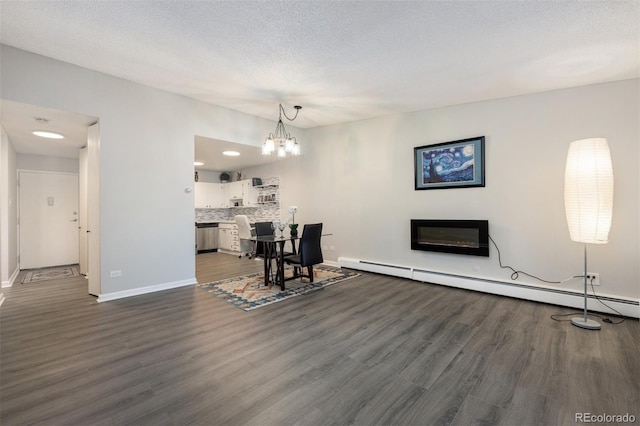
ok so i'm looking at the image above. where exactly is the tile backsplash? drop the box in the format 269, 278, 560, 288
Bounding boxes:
195, 206, 280, 223
195, 176, 283, 223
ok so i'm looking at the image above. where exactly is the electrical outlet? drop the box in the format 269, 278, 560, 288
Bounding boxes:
110, 270, 122, 278
586, 272, 600, 286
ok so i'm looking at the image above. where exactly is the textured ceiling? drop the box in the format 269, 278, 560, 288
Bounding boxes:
2, 0, 638, 129
1, 1, 638, 167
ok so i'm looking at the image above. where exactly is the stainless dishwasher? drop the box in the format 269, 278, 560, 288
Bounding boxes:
196, 222, 219, 253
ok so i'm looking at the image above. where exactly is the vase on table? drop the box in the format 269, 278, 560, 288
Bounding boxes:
288, 206, 299, 237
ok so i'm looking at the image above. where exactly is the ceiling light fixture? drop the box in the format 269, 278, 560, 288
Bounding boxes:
223, 150, 240, 156
262, 104, 301, 157
194, 161, 204, 166
33, 130, 64, 139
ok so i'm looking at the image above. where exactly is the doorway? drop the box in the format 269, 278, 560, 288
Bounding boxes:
0, 100, 101, 296
18, 170, 79, 269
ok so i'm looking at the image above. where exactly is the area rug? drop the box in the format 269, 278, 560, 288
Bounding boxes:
21, 265, 81, 283
197, 265, 360, 311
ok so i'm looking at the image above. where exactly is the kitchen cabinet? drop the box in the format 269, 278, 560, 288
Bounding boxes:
228, 181, 243, 200
218, 222, 239, 253
195, 182, 221, 208
220, 184, 230, 208
242, 180, 258, 207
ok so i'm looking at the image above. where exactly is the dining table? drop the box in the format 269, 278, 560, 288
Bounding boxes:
251, 234, 298, 291
251, 232, 331, 291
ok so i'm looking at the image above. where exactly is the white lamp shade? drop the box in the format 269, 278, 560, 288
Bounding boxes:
564, 138, 614, 244
285, 137, 294, 152
277, 143, 286, 157
262, 137, 275, 155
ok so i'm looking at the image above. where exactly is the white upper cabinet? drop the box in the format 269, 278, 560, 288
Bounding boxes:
195, 182, 221, 208
195, 178, 274, 209
228, 181, 243, 200
242, 180, 258, 207
220, 183, 229, 208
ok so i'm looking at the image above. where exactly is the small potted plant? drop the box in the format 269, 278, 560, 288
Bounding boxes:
288, 206, 299, 236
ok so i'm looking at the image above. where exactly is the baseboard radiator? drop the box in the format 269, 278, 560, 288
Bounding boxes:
338, 257, 640, 319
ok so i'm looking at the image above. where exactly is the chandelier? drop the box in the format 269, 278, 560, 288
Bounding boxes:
262, 104, 302, 157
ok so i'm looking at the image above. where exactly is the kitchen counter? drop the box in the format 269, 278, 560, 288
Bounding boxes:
196, 220, 258, 225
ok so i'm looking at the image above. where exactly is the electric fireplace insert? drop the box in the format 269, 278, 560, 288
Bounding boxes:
411, 219, 489, 256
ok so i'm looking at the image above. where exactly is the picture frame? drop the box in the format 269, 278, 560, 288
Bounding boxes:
414, 136, 485, 190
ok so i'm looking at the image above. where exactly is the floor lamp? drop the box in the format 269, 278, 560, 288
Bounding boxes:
564, 138, 614, 330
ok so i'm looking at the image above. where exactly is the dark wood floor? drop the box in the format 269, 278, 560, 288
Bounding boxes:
1, 252, 638, 425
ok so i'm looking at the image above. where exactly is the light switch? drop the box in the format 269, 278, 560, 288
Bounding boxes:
47, 197, 54, 206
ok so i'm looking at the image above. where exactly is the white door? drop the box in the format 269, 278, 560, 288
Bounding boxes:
87, 122, 101, 296
79, 147, 89, 275
19, 171, 79, 269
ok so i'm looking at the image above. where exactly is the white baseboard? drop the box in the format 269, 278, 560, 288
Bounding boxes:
339, 257, 414, 279
97, 278, 197, 303
338, 257, 640, 319
0, 292, 5, 306
1, 267, 20, 288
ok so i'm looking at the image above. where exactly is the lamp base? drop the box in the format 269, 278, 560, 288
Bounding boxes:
571, 317, 601, 330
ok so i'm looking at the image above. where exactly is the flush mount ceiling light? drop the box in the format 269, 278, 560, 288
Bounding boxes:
194, 161, 204, 166
33, 130, 64, 139
32, 117, 64, 139
222, 150, 240, 156
262, 104, 301, 157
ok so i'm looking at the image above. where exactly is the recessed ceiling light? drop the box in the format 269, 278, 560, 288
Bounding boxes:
33, 131, 64, 139
223, 150, 240, 156
194, 161, 204, 166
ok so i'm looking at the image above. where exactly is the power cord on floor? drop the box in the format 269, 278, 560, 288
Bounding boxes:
489, 235, 626, 325
549, 276, 626, 325
588, 279, 625, 324
550, 311, 625, 325
488, 235, 577, 284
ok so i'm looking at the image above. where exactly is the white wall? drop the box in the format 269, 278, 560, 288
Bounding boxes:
17, 154, 79, 173
2, 44, 637, 304
1, 45, 277, 297
247, 80, 639, 302
1, 126, 19, 287
196, 170, 224, 183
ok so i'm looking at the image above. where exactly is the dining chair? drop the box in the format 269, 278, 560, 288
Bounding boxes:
253, 221, 273, 259
283, 223, 323, 282
234, 215, 255, 259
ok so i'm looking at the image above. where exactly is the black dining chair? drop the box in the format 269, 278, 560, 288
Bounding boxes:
254, 221, 274, 259
283, 223, 323, 282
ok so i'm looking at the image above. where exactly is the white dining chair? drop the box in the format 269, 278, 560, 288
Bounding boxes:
234, 215, 255, 259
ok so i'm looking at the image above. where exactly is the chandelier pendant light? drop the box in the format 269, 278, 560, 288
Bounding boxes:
263, 104, 302, 157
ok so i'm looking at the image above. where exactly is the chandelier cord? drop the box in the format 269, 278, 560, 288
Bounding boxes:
279, 103, 300, 122
262, 103, 301, 157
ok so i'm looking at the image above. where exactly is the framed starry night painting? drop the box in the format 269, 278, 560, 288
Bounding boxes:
414, 136, 485, 190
